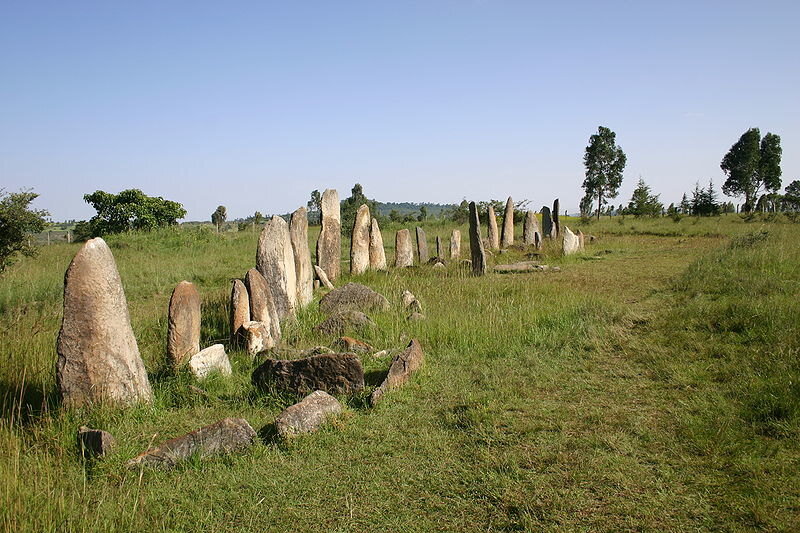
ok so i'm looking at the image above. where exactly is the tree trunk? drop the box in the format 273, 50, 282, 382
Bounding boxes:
597, 189, 603, 220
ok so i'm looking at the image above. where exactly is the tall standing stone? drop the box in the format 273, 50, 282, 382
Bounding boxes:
468, 202, 486, 276
256, 216, 297, 320
501, 196, 514, 248
562, 226, 580, 255
290, 207, 313, 308
552, 198, 561, 239
229, 279, 250, 345
395, 229, 413, 268
487, 205, 500, 250
522, 210, 540, 246
316, 189, 341, 281
166, 281, 201, 368
542, 206, 553, 238
415, 227, 429, 263
435, 236, 443, 258
56, 238, 153, 408
244, 268, 280, 346
450, 229, 461, 259
350, 204, 371, 275
577, 229, 586, 250
369, 217, 387, 270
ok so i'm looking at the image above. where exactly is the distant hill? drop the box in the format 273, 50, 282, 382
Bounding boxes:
375, 202, 457, 217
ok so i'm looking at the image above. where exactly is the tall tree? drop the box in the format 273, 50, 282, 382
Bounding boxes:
211, 205, 227, 232
721, 128, 782, 212
0, 189, 49, 273
76, 189, 186, 239
340, 183, 379, 232
784, 180, 800, 211
583, 126, 627, 219
307, 189, 322, 225
627, 178, 663, 217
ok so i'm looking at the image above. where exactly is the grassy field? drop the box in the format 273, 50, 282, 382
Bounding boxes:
1, 214, 799, 531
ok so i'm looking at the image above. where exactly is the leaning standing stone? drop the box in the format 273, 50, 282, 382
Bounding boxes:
541, 206, 553, 238
415, 227, 429, 264
487, 205, 500, 250
290, 207, 314, 308
450, 229, 461, 259
350, 204, 371, 275
468, 202, 487, 276
552, 198, 561, 239
244, 268, 281, 346
166, 281, 201, 369
369, 217, 387, 270
56, 238, 153, 408
229, 279, 250, 345
395, 229, 413, 268
314, 265, 335, 290
316, 189, 341, 281
501, 196, 514, 247
275, 390, 343, 438
562, 226, 581, 255
370, 339, 424, 405
256, 215, 297, 320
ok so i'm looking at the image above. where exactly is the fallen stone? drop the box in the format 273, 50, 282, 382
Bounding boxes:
369, 217, 387, 270
229, 279, 250, 345
350, 204, 371, 275
316, 189, 341, 281
127, 418, 257, 469
369, 339, 424, 405
77, 426, 116, 458
314, 265, 335, 290
188, 344, 232, 379
256, 215, 297, 320
242, 321, 273, 356
450, 229, 461, 259
415, 227, 429, 264
319, 282, 390, 315
166, 281, 201, 369
252, 353, 365, 395
275, 390, 343, 438
493, 261, 547, 273
314, 310, 376, 336
395, 229, 413, 267
487, 205, 500, 250
469, 202, 487, 276
290, 207, 314, 308
56, 237, 153, 408
334, 336, 375, 353
501, 196, 514, 247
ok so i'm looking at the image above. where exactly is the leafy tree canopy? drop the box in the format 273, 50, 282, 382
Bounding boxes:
721, 128, 782, 211
0, 189, 49, 273
76, 189, 186, 239
340, 183, 380, 232
627, 179, 663, 217
583, 126, 627, 219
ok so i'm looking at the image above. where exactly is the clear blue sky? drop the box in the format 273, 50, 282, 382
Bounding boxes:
2, 0, 798, 220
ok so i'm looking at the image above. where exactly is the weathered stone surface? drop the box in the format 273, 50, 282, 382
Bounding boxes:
435, 236, 443, 258
257, 216, 297, 320
487, 205, 500, 250
78, 426, 116, 458
450, 229, 461, 259
244, 268, 281, 346
563, 226, 581, 255
469, 202, 487, 276
432, 261, 445, 269
127, 418, 256, 469
577, 229, 586, 250
501, 196, 515, 247
313, 265, 335, 290
350, 204, 371, 275
369, 217, 387, 270
56, 238, 153, 408
522, 211, 539, 246
401, 290, 422, 312
166, 281, 201, 368
242, 320, 273, 356
415, 227, 429, 264
541, 206, 553, 238
552, 198, 561, 239
334, 336, 374, 353
369, 339, 424, 405
188, 344, 232, 379
290, 207, 314, 308
494, 261, 551, 273
275, 390, 343, 438
316, 189, 341, 281
407, 312, 426, 321
229, 279, 250, 345
319, 282, 390, 315
534, 230, 542, 249
314, 310, 376, 336
395, 229, 413, 268
252, 353, 365, 395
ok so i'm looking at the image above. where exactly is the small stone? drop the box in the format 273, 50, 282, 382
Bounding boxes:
395, 229, 413, 267
166, 281, 201, 368
314, 265, 335, 290
77, 426, 116, 458
242, 321, 273, 356
252, 353, 365, 395
275, 390, 343, 438
407, 312, 426, 321
187, 345, 232, 379
314, 310, 376, 336
300, 346, 334, 357
400, 290, 422, 312
433, 262, 445, 269
370, 339, 424, 405
334, 336, 374, 353
127, 418, 256, 469
319, 282, 390, 315
372, 349, 391, 358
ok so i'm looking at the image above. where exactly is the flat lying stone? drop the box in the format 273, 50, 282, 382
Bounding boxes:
370, 339, 424, 405
187, 344, 232, 379
77, 426, 116, 458
319, 282, 390, 315
252, 353, 365, 395
275, 390, 343, 438
334, 336, 374, 353
493, 262, 561, 273
127, 418, 257, 469
407, 312, 426, 321
314, 310, 376, 336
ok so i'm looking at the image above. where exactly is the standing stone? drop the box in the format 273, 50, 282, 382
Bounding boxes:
289, 207, 313, 308
316, 189, 341, 281
552, 198, 561, 239
534, 231, 542, 249
449, 229, 461, 259
542, 206, 553, 238
230, 279, 250, 345
577, 229, 586, 250
350, 204, 371, 275
563, 226, 581, 255
56, 238, 153, 408
501, 196, 515, 248
487, 205, 500, 250
314, 265, 335, 290
369, 218, 387, 270
435, 236, 443, 258
241, 321, 272, 356
468, 202, 487, 276
78, 426, 117, 458
395, 229, 413, 267
188, 344, 232, 379
244, 268, 280, 346
275, 390, 344, 438
522, 210, 539, 245
256, 216, 297, 320
415, 227, 429, 264
166, 281, 201, 368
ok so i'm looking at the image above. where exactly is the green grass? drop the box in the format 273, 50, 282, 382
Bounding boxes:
1, 214, 799, 531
